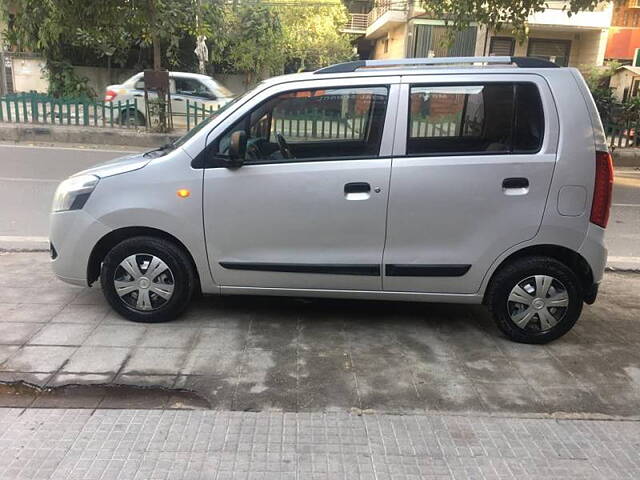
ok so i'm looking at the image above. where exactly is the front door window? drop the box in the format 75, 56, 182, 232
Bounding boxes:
215, 86, 389, 164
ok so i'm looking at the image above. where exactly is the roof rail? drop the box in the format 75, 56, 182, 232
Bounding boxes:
314, 56, 559, 74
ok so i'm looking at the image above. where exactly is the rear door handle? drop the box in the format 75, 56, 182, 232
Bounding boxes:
344, 182, 371, 201
344, 182, 371, 194
502, 177, 529, 189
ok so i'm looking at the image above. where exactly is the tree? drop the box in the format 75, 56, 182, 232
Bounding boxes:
275, 0, 353, 72
3, 0, 97, 97
205, 1, 284, 85
419, 0, 603, 39
73, 1, 136, 82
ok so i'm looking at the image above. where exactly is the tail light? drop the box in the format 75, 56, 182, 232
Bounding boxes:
104, 90, 117, 102
590, 150, 614, 228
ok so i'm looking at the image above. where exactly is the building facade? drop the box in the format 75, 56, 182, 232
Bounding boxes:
605, 1, 640, 63
360, 0, 613, 69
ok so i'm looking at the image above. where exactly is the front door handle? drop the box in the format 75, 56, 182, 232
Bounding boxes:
502, 177, 529, 196
344, 182, 371, 201
502, 177, 529, 189
344, 182, 371, 194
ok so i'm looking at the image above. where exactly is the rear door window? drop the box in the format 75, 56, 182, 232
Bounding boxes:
407, 83, 544, 156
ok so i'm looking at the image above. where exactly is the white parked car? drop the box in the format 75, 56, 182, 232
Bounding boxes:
104, 71, 235, 126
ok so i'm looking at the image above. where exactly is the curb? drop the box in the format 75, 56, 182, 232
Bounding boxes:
0, 123, 181, 149
612, 148, 640, 168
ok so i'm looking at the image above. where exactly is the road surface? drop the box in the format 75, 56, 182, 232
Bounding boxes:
0, 143, 638, 267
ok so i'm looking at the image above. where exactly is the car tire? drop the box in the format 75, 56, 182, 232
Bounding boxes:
100, 236, 195, 323
487, 256, 583, 344
118, 109, 145, 127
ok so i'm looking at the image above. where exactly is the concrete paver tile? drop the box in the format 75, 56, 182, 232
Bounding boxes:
84, 324, 146, 347
0, 322, 42, 345
50, 304, 109, 323
3, 346, 77, 372
0, 303, 63, 323
62, 346, 130, 374
138, 326, 199, 349
28, 323, 95, 346
122, 348, 188, 375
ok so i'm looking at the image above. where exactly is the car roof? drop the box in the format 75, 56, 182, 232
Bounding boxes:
258, 56, 566, 88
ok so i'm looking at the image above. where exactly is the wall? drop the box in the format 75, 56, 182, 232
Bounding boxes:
11, 57, 48, 93
610, 69, 638, 101
485, 28, 607, 69
73, 66, 137, 96
371, 24, 407, 59
572, 29, 609, 67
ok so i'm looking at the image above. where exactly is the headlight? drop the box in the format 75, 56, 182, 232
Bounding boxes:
51, 174, 100, 212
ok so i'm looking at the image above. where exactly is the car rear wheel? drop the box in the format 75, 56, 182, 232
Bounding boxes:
118, 109, 145, 127
100, 236, 195, 323
487, 256, 583, 344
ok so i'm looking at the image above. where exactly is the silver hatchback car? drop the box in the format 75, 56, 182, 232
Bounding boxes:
50, 56, 613, 344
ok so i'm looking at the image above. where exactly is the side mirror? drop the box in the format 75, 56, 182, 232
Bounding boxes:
228, 130, 247, 167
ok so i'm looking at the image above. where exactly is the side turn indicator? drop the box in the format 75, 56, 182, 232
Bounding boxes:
177, 189, 190, 198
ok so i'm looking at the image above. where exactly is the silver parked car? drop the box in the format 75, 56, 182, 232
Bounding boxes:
104, 71, 234, 126
50, 57, 613, 344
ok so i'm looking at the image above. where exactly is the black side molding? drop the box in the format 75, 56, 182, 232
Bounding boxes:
385, 264, 471, 277
220, 262, 380, 276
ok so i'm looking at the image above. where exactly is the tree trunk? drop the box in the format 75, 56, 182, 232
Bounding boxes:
148, 0, 161, 71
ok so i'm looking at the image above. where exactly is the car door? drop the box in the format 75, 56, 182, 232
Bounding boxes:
172, 77, 221, 127
382, 74, 559, 294
202, 78, 399, 291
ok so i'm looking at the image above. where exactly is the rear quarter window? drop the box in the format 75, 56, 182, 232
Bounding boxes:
407, 82, 544, 156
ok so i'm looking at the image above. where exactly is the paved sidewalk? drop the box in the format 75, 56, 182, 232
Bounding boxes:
1, 408, 639, 479
1, 252, 640, 417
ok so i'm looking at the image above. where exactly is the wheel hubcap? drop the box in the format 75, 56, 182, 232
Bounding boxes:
114, 254, 175, 311
507, 275, 569, 332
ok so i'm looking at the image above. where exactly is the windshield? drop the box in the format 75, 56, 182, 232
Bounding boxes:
202, 77, 233, 98
169, 90, 251, 149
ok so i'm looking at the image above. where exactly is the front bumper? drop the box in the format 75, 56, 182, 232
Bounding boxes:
49, 209, 111, 286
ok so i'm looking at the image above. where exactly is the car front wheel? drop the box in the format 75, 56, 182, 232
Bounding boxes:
100, 236, 195, 323
487, 256, 583, 344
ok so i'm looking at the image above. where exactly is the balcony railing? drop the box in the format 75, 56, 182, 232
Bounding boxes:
343, 13, 368, 33
367, 0, 408, 27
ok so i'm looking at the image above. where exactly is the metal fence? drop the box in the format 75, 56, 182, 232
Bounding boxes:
0, 92, 219, 131
604, 121, 640, 149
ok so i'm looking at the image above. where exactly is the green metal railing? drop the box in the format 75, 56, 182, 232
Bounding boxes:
0, 92, 221, 131
604, 120, 640, 149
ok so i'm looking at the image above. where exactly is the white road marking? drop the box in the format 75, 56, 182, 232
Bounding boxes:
0, 176, 59, 183
612, 203, 640, 207
608, 256, 640, 263
0, 235, 49, 243
0, 143, 138, 154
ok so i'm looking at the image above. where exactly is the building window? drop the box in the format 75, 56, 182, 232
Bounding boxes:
383, 38, 389, 54
527, 38, 571, 67
411, 25, 478, 58
489, 37, 515, 56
